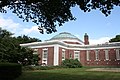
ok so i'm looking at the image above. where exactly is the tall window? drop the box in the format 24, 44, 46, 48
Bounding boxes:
116, 49, 120, 60
62, 49, 65, 60
86, 50, 89, 61
74, 51, 80, 61
43, 49, 48, 59
95, 50, 99, 60
105, 49, 109, 60
69, 53, 72, 59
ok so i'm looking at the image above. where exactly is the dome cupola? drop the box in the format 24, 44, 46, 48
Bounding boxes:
50, 32, 84, 44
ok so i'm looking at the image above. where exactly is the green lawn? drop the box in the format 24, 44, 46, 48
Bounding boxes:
15, 68, 120, 80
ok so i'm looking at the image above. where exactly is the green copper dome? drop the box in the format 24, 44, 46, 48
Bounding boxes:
50, 32, 83, 42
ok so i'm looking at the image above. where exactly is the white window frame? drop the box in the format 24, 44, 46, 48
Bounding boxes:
116, 49, 120, 60
42, 48, 48, 59
105, 49, 109, 60
95, 50, 99, 60
74, 51, 80, 61
62, 49, 65, 60
86, 50, 89, 61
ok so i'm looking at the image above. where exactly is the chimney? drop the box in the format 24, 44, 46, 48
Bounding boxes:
84, 33, 89, 45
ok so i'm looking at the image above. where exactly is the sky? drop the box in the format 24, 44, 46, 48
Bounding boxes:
0, 6, 120, 45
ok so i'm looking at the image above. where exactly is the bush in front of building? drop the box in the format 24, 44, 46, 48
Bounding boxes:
62, 59, 82, 68
22, 65, 35, 71
0, 63, 22, 80
23, 65, 64, 70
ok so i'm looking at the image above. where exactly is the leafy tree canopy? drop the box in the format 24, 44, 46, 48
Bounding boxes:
0, 0, 120, 34
109, 35, 120, 42
0, 27, 13, 38
15, 35, 41, 44
0, 28, 41, 65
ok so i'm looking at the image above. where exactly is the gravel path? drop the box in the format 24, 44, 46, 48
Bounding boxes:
86, 68, 120, 72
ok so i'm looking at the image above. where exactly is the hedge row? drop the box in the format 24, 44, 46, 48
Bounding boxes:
22, 65, 64, 71
22, 59, 82, 71
0, 63, 22, 80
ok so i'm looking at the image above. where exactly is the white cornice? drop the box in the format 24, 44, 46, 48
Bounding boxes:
20, 41, 120, 50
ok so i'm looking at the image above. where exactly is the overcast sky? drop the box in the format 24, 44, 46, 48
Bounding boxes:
0, 6, 120, 44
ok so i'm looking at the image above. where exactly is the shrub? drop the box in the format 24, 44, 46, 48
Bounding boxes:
23, 65, 64, 71
35, 66, 65, 70
0, 63, 22, 80
62, 59, 82, 68
22, 65, 35, 71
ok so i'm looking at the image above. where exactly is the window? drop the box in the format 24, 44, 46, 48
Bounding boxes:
62, 49, 65, 60
95, 50, 99, 60
105, 49, 109, 60
86, 50, 89, 61
43, 49, 48, 59
116, 49, 120, 60
74, 51, 80, 60
33, 49, 38, 54
69, 53, 72, 59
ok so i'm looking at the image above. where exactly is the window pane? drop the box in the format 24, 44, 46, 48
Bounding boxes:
70, 53, 72, 59
74, 52, 79, 60
86, 50, 89, 61
119, 50, 120, 59
116, 49, 120, 60
95, 50, 99, 60
43, 50, 48, 58
105, 50, 109, 60
62, 51, 65, 60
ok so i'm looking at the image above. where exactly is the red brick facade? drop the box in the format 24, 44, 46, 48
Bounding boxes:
84, 49, 120, 67
37, 47, 120, 67
21, 32, 120, 67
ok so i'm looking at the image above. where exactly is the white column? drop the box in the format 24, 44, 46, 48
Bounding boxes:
54, 45, 59, 66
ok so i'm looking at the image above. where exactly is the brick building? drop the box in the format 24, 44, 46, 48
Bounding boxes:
20, 32, 120, 67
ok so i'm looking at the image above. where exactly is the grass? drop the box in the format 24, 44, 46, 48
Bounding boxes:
15, 68, 120, 80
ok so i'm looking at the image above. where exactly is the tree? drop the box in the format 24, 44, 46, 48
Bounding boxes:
0, 27, 13, 39
0, 27, 13, 62
109, 35, 120, 42
0, 28, 41, 65
16, 35, 41, 44
0, 0, 120, 34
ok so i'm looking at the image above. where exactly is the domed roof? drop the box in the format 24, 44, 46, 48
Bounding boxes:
50, 32, 83, 43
